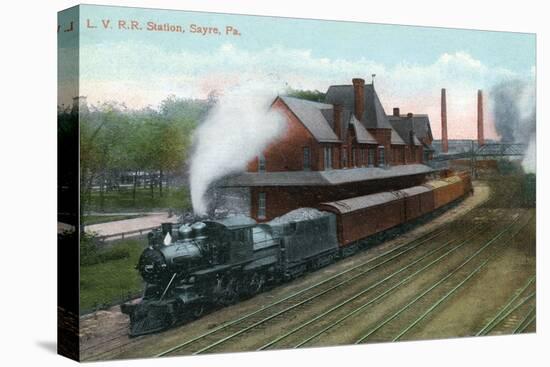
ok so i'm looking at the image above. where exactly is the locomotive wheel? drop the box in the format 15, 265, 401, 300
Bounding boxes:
219, 277, 239, 305
191, 304, 205, 318
248, 272, 266, 295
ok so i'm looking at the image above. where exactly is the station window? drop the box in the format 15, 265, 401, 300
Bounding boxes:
368, 148, 375, 167
378, 146, 386, 167
324, 146, 332, 170
352, 148, 357, 167
258, 192, 266, 220
342, 148, 347, 168
361, 148, 366, 167
258, 153, 266, 172
303, 147, 311, 171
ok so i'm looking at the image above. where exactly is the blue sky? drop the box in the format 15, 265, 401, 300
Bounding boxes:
58, 4, 536, 138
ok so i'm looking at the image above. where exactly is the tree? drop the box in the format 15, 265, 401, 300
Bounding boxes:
285, 87, 326, 102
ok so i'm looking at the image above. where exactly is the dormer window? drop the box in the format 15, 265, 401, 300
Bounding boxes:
341, 148, 348, 168
324, 146, 333, 170
258, 153, 266, 172
303, 147, 311, 171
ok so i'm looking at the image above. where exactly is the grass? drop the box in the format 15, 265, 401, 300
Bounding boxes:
82, 214, 146, 225
84, 185, 191, 213
80, 238, 146, 313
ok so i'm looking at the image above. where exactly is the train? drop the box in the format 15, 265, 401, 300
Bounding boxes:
121, 172, 472, 336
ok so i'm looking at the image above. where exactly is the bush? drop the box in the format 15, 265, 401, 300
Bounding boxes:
80, 233, 130, 266
80, 233, 101, 266
99, 245, 131, 262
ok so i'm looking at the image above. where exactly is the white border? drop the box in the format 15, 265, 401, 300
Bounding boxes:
1, 1, 546, 366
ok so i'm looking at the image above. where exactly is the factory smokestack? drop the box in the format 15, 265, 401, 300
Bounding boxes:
441, 88, 448, 153
477, 90, 485, 146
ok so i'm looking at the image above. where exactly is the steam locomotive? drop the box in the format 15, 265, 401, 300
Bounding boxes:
121, 173, 472, 336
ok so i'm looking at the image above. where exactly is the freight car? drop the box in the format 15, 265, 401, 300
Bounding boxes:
122, 173, 472, 336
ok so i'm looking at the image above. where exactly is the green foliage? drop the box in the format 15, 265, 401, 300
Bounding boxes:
80, 233, 132, 266
80, 238, 147, 312
87, 186, 191, 212
285, 87, 326, 102
77, 96, 208, 213
80, 232, 102, 266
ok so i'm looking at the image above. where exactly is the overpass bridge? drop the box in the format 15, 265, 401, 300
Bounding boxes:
429, 142, 526, 177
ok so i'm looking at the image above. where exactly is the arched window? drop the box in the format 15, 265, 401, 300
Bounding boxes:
303, 147, 311, 170
368, 148, 375, 167
378, 146, 386, 167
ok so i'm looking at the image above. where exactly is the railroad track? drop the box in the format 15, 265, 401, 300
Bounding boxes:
158, 211, 526, 355
353, 214, 533, 344
83, 182, 532, 361
83, 222, 453, 360
156, 219, 509, 356
152, 221, 478, 357
476, 275, 536, 336
259, 216, 525, 349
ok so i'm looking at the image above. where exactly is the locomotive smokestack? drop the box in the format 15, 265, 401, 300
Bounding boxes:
477, 89, 485, 146
441, 88, 448, 153
352, 78, 365, 120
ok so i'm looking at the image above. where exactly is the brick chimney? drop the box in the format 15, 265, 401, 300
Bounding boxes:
333, 104, 343, 140
441, 88, 448, 153
393, 107, 400, 117
477, 90, 485, 146
352, 78, 365, 120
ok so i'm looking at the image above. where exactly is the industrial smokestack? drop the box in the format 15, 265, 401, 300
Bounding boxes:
478, 90, 485, 146
352, 78, 365, 120
441, 88, 448, 153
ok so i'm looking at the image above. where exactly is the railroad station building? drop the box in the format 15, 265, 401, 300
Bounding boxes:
221, 78, 436, 221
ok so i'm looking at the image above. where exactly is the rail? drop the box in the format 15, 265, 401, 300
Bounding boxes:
154, 225, 452, 357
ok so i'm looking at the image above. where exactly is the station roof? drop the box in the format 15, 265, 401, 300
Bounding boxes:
349, 115, 378, 144
220, 164, 434, 187
325, 84, 393, 129
279, 96, 341, 143
389, 114, 433, 148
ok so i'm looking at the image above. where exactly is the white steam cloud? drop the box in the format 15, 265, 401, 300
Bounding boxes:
189, 81, 287, 215
490, 78, 536, 173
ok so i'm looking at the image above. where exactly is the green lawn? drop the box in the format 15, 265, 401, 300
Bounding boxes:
80, 239, 146, 313
84, 185, 191, 213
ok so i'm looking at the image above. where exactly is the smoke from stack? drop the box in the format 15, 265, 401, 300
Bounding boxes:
490, 79, 536, 173
477, 90, 485, 146
189, 81, 287, 215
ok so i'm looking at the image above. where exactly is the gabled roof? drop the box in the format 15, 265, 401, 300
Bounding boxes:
279, 96, 341, 143
391, 129, 408, 145
388, 117, 423, 146
220, 164, 434, 187
349, 115, 378, 144
389, 114, 433, 144
325, 84, 393, 129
